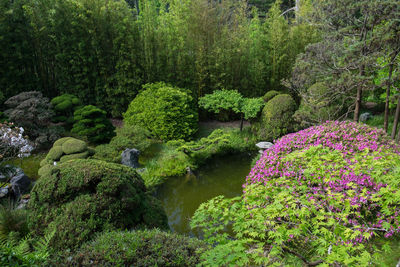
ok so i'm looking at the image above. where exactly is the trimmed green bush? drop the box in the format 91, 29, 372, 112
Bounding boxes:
258, 94, 296, 141
124, 82, 198, 141
72, 105, 115, 144
29, 159, 168, 250
46, 146, 64, 161
59, 151, 90, 163
51, 229, 206, 266
38, 137, 92, 176
50, 94, 81, 126
94, 125, 151, 163
262, 90, 280, 102
61, 138, 87, 154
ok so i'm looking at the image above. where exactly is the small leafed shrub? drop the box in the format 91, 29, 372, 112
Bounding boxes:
4, 91, 61, 147
94, 125, 151, 163
258, 94, 296, 141
50, 94, 81, 126
72, 105, 115, 144
52, 229, 207, 266
124, 82, 198, 141
29, 159, 168, 250
191, 121, 400, 266
262, 90, 280, 102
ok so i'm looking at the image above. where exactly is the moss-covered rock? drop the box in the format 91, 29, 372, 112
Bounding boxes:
263, 90, 280, 103
259, 94, 296, 141
61, 138, 87, 154
29, 159, 168, 250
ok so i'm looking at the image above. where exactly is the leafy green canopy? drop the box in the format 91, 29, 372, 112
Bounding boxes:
191, 121, 400, 266
199, 90, 264, 120
71, 105, 115, 144
124, 82, 198, 141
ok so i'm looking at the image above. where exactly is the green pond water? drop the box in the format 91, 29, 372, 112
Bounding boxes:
156, 153, 253, 235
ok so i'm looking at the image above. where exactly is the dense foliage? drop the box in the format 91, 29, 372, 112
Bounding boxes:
94, 125, 151, 163
29, 159, 168, 250
50, 94, 81, 126
0, 0, 316, 114
191, 121, 400, 265
124, 82, 198, 141
199, 90, 264, 126
38, 137, 93, 177
4, 91, 61, 147
52, 229, 206, 266
71, 105, 115, 144
258, 94, 296, 140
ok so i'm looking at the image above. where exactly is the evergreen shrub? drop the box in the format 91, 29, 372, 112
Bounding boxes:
71, 105, 115, 144
258, 94, 296, 141
4, 91, 61, 147
94, 125, 151, 163
50, 94, 81, 126
29, 159, 169, 250
262, 90, 280, 102
124, 82, 198, 141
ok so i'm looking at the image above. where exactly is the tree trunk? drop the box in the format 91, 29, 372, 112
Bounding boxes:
384, 54, 396, 132
354, 66, 364, 122
240, 113, 244, 132
354, 88, 362, 122
391, 96, 400, 140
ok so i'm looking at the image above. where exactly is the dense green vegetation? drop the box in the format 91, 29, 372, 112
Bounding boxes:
1, 0, 400, 265
124, 82, 198, 141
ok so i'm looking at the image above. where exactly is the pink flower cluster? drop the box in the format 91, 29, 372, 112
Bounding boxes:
245, 121, 400, 243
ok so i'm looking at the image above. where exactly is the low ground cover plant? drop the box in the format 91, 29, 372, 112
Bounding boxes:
52, 229, 207, 266
191, 121, 400, 266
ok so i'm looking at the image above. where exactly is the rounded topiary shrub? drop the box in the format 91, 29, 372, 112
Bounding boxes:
71, 105, 115, 144
259, 94, 296, 141
124, 82, 198, 141
29, 159, 168, 250
50, 94, 81, 126
262, 90, 280, 103
38, 137, 93, 177
53, 229, 207, 266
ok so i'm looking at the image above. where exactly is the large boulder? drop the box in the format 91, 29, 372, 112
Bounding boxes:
10, 173, 31, 197
28, 159, 168, 250
121, 148, 140, 168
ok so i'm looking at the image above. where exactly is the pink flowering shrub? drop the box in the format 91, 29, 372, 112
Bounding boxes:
191, 121, 400, 266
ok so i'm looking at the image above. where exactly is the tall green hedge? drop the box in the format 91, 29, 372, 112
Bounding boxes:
124, 82, 198, 141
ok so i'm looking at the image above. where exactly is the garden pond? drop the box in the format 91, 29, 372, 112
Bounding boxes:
156, 153, 253, 235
